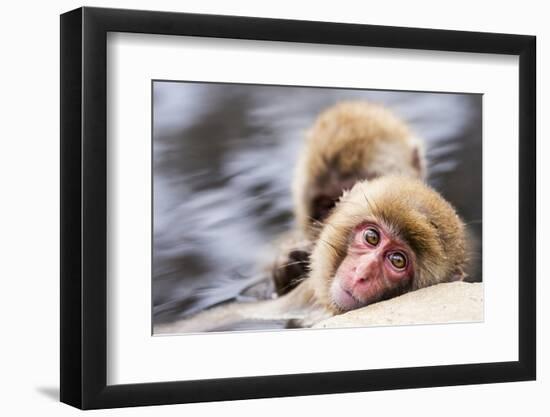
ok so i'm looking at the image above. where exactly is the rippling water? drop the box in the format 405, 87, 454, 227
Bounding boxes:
152, 81, 482, 327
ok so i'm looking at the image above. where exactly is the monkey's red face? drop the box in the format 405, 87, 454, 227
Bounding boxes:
330, 223, 414, 312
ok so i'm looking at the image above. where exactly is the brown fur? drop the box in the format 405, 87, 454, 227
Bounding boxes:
293, 101, 426, 240
306, 176, 468, 314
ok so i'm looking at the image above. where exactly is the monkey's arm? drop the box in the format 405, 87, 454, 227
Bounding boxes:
154, 283, 325, 334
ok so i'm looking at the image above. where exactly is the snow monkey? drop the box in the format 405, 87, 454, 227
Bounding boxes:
156, 177, 467, 334
273, 101, 427, 295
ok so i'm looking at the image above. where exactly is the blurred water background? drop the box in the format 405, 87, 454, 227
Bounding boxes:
152, 81, 482, 328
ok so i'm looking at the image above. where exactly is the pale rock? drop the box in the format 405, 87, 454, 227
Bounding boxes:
313, 282, 483, 329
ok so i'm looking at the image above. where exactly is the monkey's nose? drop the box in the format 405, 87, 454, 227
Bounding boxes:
352, 255, 379, 284
352, 272, 370, 285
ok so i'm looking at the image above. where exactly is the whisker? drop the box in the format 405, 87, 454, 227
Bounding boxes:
277, 275, 309, 294
275, 260, 309, 270
306, 216, 326, 228
318, 237, 340, 254
338, 199, 366, 208
359, 183, 378, 212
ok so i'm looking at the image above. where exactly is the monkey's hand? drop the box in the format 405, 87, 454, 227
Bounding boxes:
271, 234, 313, 296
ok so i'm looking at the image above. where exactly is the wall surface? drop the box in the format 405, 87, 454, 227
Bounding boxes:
0, 0, 546, 415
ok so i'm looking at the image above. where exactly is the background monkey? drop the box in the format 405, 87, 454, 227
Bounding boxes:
273, 101, 427, 295
157, 176, 468, 333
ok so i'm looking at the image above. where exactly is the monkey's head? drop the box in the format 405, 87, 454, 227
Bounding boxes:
293, 101, 426, 239
308, 176, 467, 314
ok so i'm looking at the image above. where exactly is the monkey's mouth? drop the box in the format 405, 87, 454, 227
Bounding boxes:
330, 282, 365, 312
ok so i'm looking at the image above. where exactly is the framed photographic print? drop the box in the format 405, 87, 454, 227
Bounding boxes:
60, 6, 536, 410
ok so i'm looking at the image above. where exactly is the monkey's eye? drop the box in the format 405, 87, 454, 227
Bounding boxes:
363, 228, 380, 246
388, 252, 407, 270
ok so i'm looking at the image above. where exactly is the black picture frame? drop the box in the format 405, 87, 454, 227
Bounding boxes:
60, 6, 536, 410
